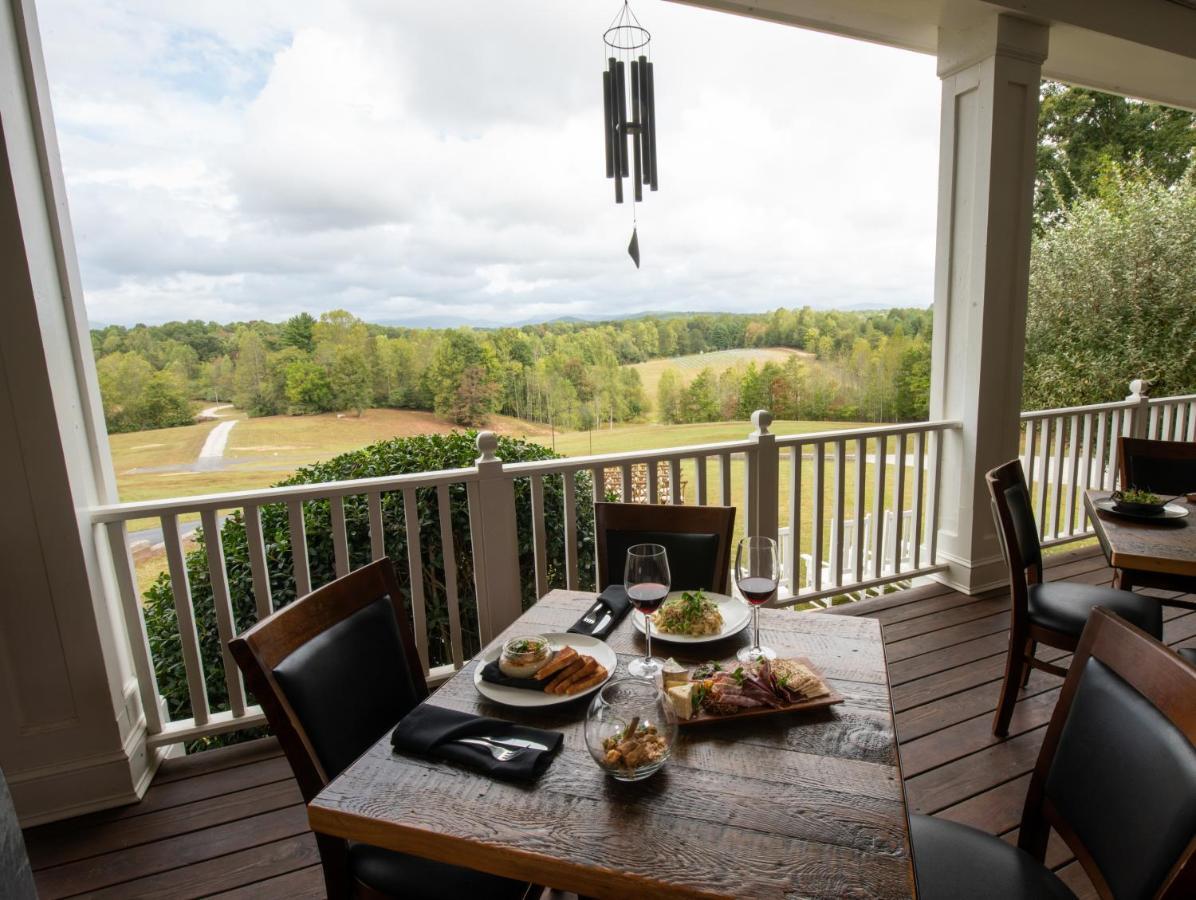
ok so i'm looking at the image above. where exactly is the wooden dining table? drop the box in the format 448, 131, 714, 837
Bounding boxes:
1083, 490, 1196, 607
307, 590, 916, 899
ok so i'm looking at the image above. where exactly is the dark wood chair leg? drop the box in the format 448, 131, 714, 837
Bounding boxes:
1020, 639, 1036, 687
993, 630, 1025, 737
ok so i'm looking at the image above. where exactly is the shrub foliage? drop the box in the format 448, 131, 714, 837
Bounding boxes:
143, 432, 595, 744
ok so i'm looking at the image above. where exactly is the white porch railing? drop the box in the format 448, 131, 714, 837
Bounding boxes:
1018, 381, 1196, 547
90, 381, 1192, 747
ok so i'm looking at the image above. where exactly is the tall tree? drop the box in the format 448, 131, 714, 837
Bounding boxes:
1036, 82, 1196, 229
280, 312, 316, 352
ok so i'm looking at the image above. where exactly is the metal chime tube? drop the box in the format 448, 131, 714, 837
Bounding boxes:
645, 60, 658, 190
615, 60, 629, 179
602, 70, 614, 178
608, 57, 623, 202
630, 59, 643, 202
637, 55, 652, 188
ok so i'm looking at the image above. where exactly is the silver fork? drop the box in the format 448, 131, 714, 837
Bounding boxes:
455, 738, 526, 761
580, 601, 606, 626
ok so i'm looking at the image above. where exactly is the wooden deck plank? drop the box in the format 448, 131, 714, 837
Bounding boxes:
23, 545, 1190, 900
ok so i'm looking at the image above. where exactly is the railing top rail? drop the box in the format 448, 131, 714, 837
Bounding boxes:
501, 437, 758, 476
1019, 398, 1137, 419
90, 466, 483, 524
772, 419, 960, 447
1146, 393, 1196, 406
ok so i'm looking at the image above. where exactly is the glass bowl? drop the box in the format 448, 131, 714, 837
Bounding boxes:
584, 677, 677, 781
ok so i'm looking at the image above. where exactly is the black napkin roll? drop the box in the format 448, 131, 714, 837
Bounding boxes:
567, 585, 632, 639
479, 660, 545, 691
391, 704, 563, 782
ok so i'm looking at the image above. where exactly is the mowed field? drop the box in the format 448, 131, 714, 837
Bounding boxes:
629, 347, 813, 413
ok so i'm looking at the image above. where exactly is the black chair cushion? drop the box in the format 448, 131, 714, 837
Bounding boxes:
1027, 582, 1162, 639
349, 843, 528, 899
1045, 657, 1196, 900
909, 814, 1073, 900
273, 596, 423, 779
1002, 482, 1042, 573
604, 529, 721, 591
1179, 646, 1196, 665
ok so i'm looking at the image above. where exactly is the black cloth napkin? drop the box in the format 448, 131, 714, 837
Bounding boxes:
567, 585, 632, 639
479, 660, 545, 691
391, 704, 563, 782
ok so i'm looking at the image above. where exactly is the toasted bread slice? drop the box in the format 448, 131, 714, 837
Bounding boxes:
534, 646, 578, 681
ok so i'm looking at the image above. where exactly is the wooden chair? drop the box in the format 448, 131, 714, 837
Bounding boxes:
594, 502, 736, 593
229, 559, 531, 900
1117, 436, 1196, 496
911, 607, 1196, 899
1, 767, 36, 900
986, 460, 1162, 736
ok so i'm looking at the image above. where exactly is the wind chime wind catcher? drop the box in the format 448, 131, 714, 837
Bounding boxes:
602, 1, 658, 268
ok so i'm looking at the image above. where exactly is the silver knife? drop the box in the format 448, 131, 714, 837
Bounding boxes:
592, 612, 612, 635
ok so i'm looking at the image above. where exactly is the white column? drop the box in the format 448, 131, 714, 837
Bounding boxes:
929, 14, 1049, 594
470, 432, 524, 642
0, 0, 158, 824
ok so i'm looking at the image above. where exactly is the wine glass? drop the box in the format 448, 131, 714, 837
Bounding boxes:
625, 543, 670, 679
736, 536, 779, 663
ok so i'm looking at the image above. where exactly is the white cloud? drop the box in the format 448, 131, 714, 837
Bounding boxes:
37, 0, 941, 327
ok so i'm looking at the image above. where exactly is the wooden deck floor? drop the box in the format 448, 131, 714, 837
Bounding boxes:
23, 546, 1196, 899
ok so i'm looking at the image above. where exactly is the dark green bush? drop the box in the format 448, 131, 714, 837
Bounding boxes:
143, 431, 595, 748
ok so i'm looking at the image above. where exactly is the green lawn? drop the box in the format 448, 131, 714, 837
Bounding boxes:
629, 347, 811, 413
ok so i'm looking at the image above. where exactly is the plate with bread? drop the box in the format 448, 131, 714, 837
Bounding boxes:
473, 633, 617, 707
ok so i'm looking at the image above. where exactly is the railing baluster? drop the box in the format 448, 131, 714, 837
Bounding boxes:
1064, 414, 1080, 535
1161, 403, 1173, 441
928, 429, 943, 565
465, 481, 492, 644
1021, 418, 1035, 482
647, 459, 659, 503
243, 503, 272, 621
831, 439, 845, 588
200, 508, 246, 718
910, 432, 925, 570
367, 492, 385, 561
871, 435, 887, 579
669, 458, 682, 504
529, 474, 549, 600
1107, 410, 1122, 489
162, 513, 210, 726
401, 486, 429, 673
893, 433, 907, 574
719, 453, 731, 506
287, 501, 312, 597
1034, 418, 1050, 538
1093, 411, 1108, 492
1188, 401, 1196, 441
787, 446, 800, 597
854, 437, 867, 580
590, 467, 603, 587
620, 463, 632, 502
1148, 403, 1160, 439
329, 495, 350, 579
563, 470, 579, 590
811, 443, 824, 594
695, 455, 708, 506
1079, 413, 1094, 493
1050, 416, 1065, 540
436, 483, 464, 669
104, 521, 164, 734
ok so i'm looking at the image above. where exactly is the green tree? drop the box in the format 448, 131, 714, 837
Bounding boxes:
656, 368, 682, 423
284, 358, 334, 413
1024, 165, 1196, 407
424, 330, 501, 425
232, 329, 276, 416
1036, 82, 1196, 229
124, 372, 193, 430
280, 312, 316, 352
679, 368, 719, 423
329, 346, 371, 415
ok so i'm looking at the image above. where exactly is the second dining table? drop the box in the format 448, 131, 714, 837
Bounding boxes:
1084, 489, 1196, 606
308, 589, 916, 899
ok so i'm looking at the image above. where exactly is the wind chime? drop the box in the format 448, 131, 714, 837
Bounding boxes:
602, 1, 658, 268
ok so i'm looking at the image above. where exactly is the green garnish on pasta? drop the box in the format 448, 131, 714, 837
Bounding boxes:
651, 589, 724, 636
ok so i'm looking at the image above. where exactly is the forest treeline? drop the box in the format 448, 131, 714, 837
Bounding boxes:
90, 306, 932, 433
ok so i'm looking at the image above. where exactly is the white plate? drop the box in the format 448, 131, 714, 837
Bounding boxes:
472, 633, 617, 708
631, 591, 752, 644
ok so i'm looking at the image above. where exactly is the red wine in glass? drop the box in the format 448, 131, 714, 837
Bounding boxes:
628, 582, 669, 613
737, 576, 777, 606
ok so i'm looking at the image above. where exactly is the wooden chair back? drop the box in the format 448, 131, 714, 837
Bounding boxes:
229, 558, 427, 803
1117, 437, 1196, 496
594, 502, 736, 593
1019, 608, 1196, 899
986, 459, 1044, 616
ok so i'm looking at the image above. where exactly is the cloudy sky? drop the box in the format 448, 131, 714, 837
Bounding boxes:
36, 0, 941, 328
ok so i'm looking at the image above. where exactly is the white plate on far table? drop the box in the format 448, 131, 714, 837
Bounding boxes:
631, 591, 752, 644
472, 633, 617, 708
